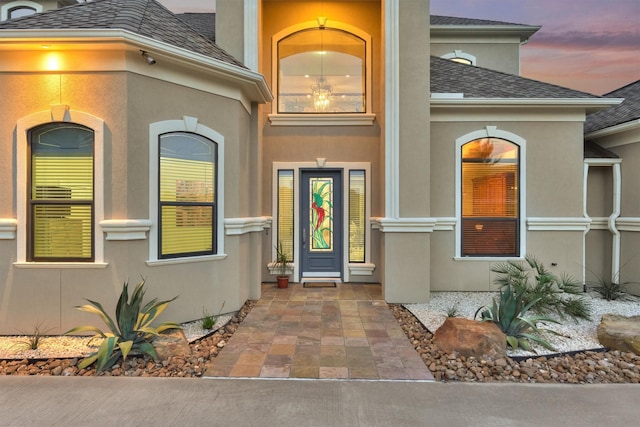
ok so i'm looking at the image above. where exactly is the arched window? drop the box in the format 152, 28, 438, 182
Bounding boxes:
273, 21, 372, 118
28, 123, 94, 261
441, 50, 476, 66
148, 117, 225, 263
158, 132, 217, 259
460, 138, 520, 257
1, 1, 42, 21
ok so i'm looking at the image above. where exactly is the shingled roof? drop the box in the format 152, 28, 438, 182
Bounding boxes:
0, 0, 244, 68
431, 56, 600, 99
177, 13, 215, 43
431, 15, 535, 27
584, 80, 640, 133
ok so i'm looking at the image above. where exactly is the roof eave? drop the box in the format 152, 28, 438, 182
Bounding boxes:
0, 29, 273, 103
431, 97, 623, 113
430, 25, 541, 43
585, 119, 640, 139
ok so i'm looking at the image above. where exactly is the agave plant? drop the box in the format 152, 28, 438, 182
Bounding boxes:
491, 255, 592, 321
66, 279, 180, 372
474, 285, 561, 352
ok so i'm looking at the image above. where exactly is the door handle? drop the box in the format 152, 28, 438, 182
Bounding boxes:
302, 228, 306, 248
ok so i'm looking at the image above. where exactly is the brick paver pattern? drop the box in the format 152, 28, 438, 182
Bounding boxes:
203, 283, 434, 380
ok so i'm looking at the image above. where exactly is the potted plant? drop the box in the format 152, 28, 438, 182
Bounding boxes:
273, 243, 290, 289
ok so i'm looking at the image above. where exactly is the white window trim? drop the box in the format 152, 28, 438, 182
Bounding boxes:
454, 126, 527, 260
269, 20, 375, 126
0, 1, 42, 21
147, 116, 225, 265
441, 50, 477, 65
15, 106, 106, 266
272, 161, 372, 282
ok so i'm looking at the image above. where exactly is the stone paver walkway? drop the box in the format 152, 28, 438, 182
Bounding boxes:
203, 283, 434, 380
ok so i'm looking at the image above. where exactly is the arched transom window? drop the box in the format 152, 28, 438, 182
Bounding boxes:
277, 26, 367, 114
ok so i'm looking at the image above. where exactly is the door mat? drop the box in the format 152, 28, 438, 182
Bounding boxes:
303, 282, 337, 288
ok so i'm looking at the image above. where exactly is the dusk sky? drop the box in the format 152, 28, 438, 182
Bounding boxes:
158, 0, 639, 95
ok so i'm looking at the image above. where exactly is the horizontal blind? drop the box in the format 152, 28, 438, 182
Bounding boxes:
159, 134, 216, 258
349, 170, 365, 263
31, 154, 93, 260
277, 170, 294, 261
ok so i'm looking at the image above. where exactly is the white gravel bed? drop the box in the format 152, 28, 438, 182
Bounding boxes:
405, 292, 640, 357
0, 314, 232, 360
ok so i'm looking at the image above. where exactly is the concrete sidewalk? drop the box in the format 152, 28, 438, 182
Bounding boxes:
0, 377, 637, 426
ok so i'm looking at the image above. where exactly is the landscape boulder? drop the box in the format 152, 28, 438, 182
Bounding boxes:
433, 317, 506, 359
597, 314, 640, 355
152, 328, 191, 360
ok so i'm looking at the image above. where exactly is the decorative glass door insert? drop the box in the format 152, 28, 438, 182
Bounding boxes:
309, 177, 333, 251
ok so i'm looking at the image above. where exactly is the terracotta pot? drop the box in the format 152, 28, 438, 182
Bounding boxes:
277, 276, 289, 289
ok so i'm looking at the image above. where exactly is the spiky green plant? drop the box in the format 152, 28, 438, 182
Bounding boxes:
475, 285, 561, 352
445, 303, 460, 318
491, 255, 592, 321
15, 322, 52, 350
66, 279, 180, 372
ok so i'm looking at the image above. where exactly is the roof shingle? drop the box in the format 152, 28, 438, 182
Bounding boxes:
431, 56, 600, 99
0, 0, 244, 67
585, 80, 640, 133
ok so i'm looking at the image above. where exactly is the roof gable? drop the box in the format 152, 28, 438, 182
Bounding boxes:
0, 0, 244, 67
431, 56, 600, 99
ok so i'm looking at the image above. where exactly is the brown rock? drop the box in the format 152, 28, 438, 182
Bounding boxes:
597, 314, 640, 355
153, 329, 191, 360
433, 317, 506, 359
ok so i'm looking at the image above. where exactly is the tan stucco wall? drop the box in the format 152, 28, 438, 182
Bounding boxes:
259, 1, 384, 284
429, 118, 586, 291
430, 42, 522, 75
0, 67, 259, 334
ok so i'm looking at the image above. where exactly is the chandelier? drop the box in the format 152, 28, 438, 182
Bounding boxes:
311, 77, 332, 112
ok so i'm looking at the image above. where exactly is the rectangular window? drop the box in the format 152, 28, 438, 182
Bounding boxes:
29, 123, 94, 261
277, 170, 294, 261
349, 170, 366, 262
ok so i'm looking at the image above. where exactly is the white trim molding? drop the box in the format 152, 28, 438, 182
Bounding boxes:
1, 1, 42, 21
268, 19, 374, 124
440, 50, 476, 65
455, 126, 527, 258
268, 114, 376, 127
527, 217, 591, 231
225, 217, 272, 235
617, 218, 640, 232
385, 0, 400, 218
16, 106, 105, 264
100, 219, 152, 241
149, 116, 225, 263
0, 218, 18, 239
372, 217, 437, 233
348, 263, 376, 276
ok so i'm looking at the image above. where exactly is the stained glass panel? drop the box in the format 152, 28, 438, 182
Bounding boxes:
309, 177, 333, 251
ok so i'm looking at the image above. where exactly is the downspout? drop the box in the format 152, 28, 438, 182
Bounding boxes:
582, 162, 590, 286
610, 162, 621, 282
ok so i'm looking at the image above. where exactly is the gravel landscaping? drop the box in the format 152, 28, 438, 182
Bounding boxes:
1, 292, 639, 383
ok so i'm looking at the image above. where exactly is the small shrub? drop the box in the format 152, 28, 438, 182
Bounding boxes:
16, 322, 52, 350
475, 285, 560, 352
66, 279, 180, 372
445, 303, 459, 318
202, 301, 226, 329
492, 255, 592, 321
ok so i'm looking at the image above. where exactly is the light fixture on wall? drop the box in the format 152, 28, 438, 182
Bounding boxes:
311, 16, 332, 112
140, 50, 156, 65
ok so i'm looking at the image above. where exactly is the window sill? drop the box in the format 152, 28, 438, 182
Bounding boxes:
13, 262, 108, 269
146, 254, 227, 266
268, 113, 376, 126
453, 256, 524, 262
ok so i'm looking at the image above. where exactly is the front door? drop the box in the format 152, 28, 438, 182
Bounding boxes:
300, 170, 343, 278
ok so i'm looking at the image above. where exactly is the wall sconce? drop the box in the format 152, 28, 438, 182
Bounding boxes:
140, 50, 156, 65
